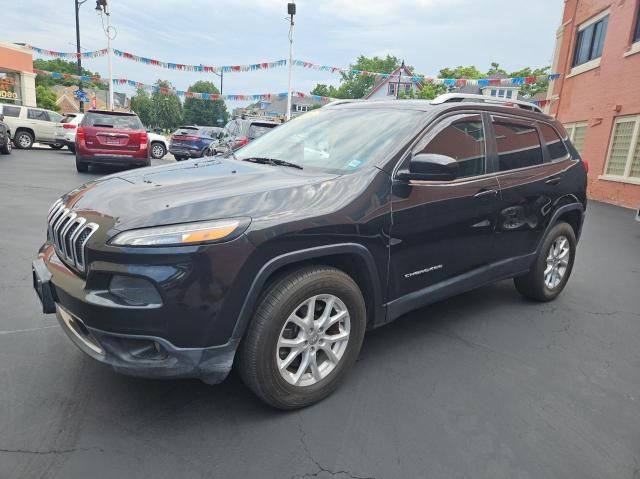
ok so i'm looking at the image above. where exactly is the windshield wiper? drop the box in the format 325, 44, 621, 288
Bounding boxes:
241, 157, 303, 170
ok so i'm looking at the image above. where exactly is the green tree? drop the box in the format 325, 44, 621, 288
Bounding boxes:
35, 85, 59, 111
33, 58, 101, 89
150, 80, 183, 130
438, 65, 484, 79
311, 55, 401, 99
486, 62, 507, 77
130, 88, 153, 126
182, 81, 228, 126
508, 66, 551, 98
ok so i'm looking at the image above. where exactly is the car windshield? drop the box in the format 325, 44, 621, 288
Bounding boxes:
235, 108, 422, 173
82, 112, 143, 130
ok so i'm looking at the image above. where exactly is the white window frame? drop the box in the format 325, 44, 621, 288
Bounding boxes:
600, 115, 640, 185
295, 104, 309, 112
388, 82, 396, 96
568, 9, 610, 77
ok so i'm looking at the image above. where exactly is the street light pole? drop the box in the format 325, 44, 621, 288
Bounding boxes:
75, 0, 87, 113
96, 0, 114, 110
286, 2, 295, 121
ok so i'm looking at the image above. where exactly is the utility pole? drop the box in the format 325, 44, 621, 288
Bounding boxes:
286, 2, 296, 121
75, 0, 87, 112
396, 60, 404, 100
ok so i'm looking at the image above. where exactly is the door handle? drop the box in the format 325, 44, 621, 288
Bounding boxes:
546, 177, 562, 185
474, 189, 498, 199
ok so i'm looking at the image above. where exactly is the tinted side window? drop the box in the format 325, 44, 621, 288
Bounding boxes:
539, 123, 569, 161
493, 119, 543, 171
1, 105, 21, 117
416, 115, 485, 178
28, 109, 49, 121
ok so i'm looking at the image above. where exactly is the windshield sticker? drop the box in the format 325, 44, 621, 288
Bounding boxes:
347, 159, 362, 169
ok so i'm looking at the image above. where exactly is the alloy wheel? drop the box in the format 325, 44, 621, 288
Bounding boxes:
18, 134, 32, 148
151, 144, 165, 159
544, 235, 570, 289
276, 294, 350, 387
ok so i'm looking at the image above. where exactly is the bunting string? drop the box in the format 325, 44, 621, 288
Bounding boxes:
27, 44, 561, 84
33, 69, 333, 103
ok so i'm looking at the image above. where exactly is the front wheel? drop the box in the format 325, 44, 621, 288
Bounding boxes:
514, 222, 577, 302
237, 266, 366, 409
150, 142, 166, 159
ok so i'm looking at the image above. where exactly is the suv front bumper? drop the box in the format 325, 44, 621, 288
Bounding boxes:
32, 245, 239, 384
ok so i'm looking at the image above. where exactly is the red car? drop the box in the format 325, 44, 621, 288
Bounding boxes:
75, 110, 149, 172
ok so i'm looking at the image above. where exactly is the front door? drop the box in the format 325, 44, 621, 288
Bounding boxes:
388, 113, 501, 302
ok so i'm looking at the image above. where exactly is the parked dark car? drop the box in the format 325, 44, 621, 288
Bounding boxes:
218, 118, 279, 151
0, 114, 12, 155
75, 110, 149, 172
33, 95, 587, 409
169, 126, 223, 161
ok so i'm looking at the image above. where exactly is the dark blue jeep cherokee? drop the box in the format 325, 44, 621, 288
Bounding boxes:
33, 95, 587, 409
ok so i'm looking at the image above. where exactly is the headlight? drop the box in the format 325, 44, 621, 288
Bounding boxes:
110, 218, 250, 247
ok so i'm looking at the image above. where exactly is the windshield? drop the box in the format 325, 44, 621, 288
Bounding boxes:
235, 108, 422, 173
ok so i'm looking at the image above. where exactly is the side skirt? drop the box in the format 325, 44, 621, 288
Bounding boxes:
383, 253, 536, 325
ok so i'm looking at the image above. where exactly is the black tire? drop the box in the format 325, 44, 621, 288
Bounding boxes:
14, 130, 34, 149
0, 138, 11, 155
49, 144, 64, 150
514, 222, 577, 302
150, 142, 166, 159
237, 266, 366, 409
75, 156, 89, 173
68, 144, 76, 154
174, 155, 184, 162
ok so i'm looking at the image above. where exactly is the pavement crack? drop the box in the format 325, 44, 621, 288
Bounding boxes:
0, 325, 58, 336
292, 416, 378, 479
0, 446, 103, 455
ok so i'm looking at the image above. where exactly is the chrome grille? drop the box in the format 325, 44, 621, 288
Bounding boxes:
47, 199, 98, 272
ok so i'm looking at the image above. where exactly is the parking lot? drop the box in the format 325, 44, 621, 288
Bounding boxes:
1, 147, 639, 479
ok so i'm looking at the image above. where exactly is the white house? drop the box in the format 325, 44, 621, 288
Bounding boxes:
364, 64, 423, 100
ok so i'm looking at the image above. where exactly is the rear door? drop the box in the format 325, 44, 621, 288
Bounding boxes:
27, 108, 59, 142
489, 115, 573, 259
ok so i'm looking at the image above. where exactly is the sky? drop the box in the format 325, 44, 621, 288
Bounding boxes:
2, 0, 564, 106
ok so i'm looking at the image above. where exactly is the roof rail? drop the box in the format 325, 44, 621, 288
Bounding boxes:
430, 93, 543, 113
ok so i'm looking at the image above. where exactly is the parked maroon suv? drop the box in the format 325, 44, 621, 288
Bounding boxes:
75, 110, 149, 172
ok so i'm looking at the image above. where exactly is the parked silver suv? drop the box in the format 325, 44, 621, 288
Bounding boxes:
0, 104, 64, 150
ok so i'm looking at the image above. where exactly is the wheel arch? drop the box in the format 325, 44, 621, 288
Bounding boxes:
537, 202, 585, 253
230, 243, 385, 344
14, 126, 35, 139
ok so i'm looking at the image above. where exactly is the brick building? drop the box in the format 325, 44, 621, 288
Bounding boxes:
546, 0, 640, 208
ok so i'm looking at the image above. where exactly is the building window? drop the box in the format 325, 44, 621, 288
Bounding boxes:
490, 89, 497, 97
388, 82, 396, 96
404, 83, 411, 95
604, 116, 640, 179
573, 13, 608, 66
564, 122, 587, 154
295, 104, 309, 112
634, 4, 640, 43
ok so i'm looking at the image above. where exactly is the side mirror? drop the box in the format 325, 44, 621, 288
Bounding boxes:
397, 153, 459, 182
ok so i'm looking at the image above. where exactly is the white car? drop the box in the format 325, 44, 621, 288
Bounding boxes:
0, 104, 64, 150
147, 131, 168, 159
55, 114, 83, 153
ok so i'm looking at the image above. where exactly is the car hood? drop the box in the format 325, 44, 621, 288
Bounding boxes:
62, 157, 341, 231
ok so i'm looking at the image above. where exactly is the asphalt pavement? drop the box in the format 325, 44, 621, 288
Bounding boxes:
1, 147, 639, 479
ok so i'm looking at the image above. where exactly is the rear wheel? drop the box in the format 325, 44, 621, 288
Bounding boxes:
150, 142, 166, 159
75, 156, 89, 173
514, 222, 576, 302
68, 144, 76, 154
174, 155, 184, 162
238, 266, 366, 409
14, 131, 34, 149
49, 144, 64, 150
